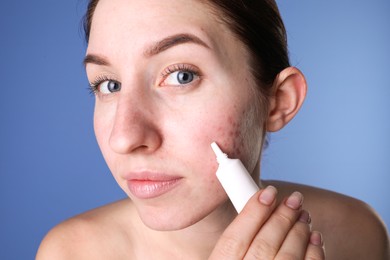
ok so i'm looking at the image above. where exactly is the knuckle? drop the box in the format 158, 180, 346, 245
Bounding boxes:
291, 222, 311, 240
217, 234, 246, 258
245, 237, 278, 260
274, 211, 296, 228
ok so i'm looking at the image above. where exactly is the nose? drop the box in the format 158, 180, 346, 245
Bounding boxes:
109, 94, 162, 155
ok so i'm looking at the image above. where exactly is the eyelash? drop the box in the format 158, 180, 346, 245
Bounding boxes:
160, 64, 201, 84
88, 75, 115, 96
87, 63, 201, 95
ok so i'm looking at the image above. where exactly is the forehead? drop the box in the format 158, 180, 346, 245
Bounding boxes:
91, 0, 215, 26
88, 0, 238, 57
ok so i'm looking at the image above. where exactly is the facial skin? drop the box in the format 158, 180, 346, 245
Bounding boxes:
85, 0, 265, 231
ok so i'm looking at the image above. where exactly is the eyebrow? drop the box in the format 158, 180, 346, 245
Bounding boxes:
144, 33, 210, 57
83, 54, 110, 67
83, 33, 209, 67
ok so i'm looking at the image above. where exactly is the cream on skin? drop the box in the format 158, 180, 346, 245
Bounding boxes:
86, 0, 265, 231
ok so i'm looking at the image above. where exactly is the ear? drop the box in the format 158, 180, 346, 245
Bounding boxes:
266, 67, 307, 132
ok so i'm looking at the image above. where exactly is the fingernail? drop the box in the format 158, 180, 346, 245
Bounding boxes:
310, 231, 323, 246
259, 186, 277, 206
299, 210, 311, 224
285, 191, 303, 210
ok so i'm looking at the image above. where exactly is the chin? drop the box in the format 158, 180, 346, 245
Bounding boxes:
135, 199, 227, 232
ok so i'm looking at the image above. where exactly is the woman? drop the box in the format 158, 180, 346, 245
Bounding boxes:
37, 0, 389, 259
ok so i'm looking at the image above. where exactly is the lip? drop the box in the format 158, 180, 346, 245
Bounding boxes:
125, 172, 183, 199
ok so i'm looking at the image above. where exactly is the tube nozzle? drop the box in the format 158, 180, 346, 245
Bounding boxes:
211, 142, 228, 164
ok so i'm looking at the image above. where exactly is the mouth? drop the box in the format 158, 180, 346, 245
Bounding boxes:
126, 172, 183, 199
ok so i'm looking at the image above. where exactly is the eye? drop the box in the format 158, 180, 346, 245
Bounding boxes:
89, 76, 121, 96
99, 80, 121, 94
164, 70, 195, 85
160, 64, 200, 87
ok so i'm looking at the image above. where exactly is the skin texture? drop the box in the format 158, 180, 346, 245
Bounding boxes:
88, 0, 263, 231
36, 0, 390, 259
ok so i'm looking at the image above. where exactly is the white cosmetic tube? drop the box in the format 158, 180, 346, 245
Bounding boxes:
211, 142, 259, 213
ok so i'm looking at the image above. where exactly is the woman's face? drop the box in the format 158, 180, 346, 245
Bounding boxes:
86, 0, 264, 230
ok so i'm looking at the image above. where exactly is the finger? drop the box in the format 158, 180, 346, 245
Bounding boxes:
275, 210, 311, 260
305, 231, 325, 260
209, 186, 278, 260
244, 191, 304, 259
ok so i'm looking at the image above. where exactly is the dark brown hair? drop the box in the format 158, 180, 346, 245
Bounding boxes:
83, 0, 98, 44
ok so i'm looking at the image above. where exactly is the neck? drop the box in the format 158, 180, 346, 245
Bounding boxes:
175, 201, 237, 254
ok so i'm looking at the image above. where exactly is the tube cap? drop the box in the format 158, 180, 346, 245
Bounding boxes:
211, 142, 228, 164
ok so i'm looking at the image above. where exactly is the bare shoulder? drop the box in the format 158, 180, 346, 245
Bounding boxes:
265, 180, 390, 259
36, 199, 135, 260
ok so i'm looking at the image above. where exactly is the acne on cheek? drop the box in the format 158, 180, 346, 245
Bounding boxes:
215, 114, 246, 159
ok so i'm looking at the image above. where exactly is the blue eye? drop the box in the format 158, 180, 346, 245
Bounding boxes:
165, 70, 195, 85
161, 64, 200, 87
89, 76, 121, 96
99, 80, 121, 94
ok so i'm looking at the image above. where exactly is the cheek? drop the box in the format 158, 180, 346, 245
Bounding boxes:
93, 110, 107, 148
190, 106, 261, 201
214, 116, 243, 156
211, 105, 262, 172
214, 111, 251, 157
93, 108, 115, 165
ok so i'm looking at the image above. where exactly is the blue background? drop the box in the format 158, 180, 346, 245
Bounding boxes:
0, 1, 389, 259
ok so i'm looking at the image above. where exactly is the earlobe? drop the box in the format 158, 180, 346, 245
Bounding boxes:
266, 67, 307, 132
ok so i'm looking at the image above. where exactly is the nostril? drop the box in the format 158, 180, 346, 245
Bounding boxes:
134, 145, 151, 153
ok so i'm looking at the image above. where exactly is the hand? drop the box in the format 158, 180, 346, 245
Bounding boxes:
209, 186, 325, 259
